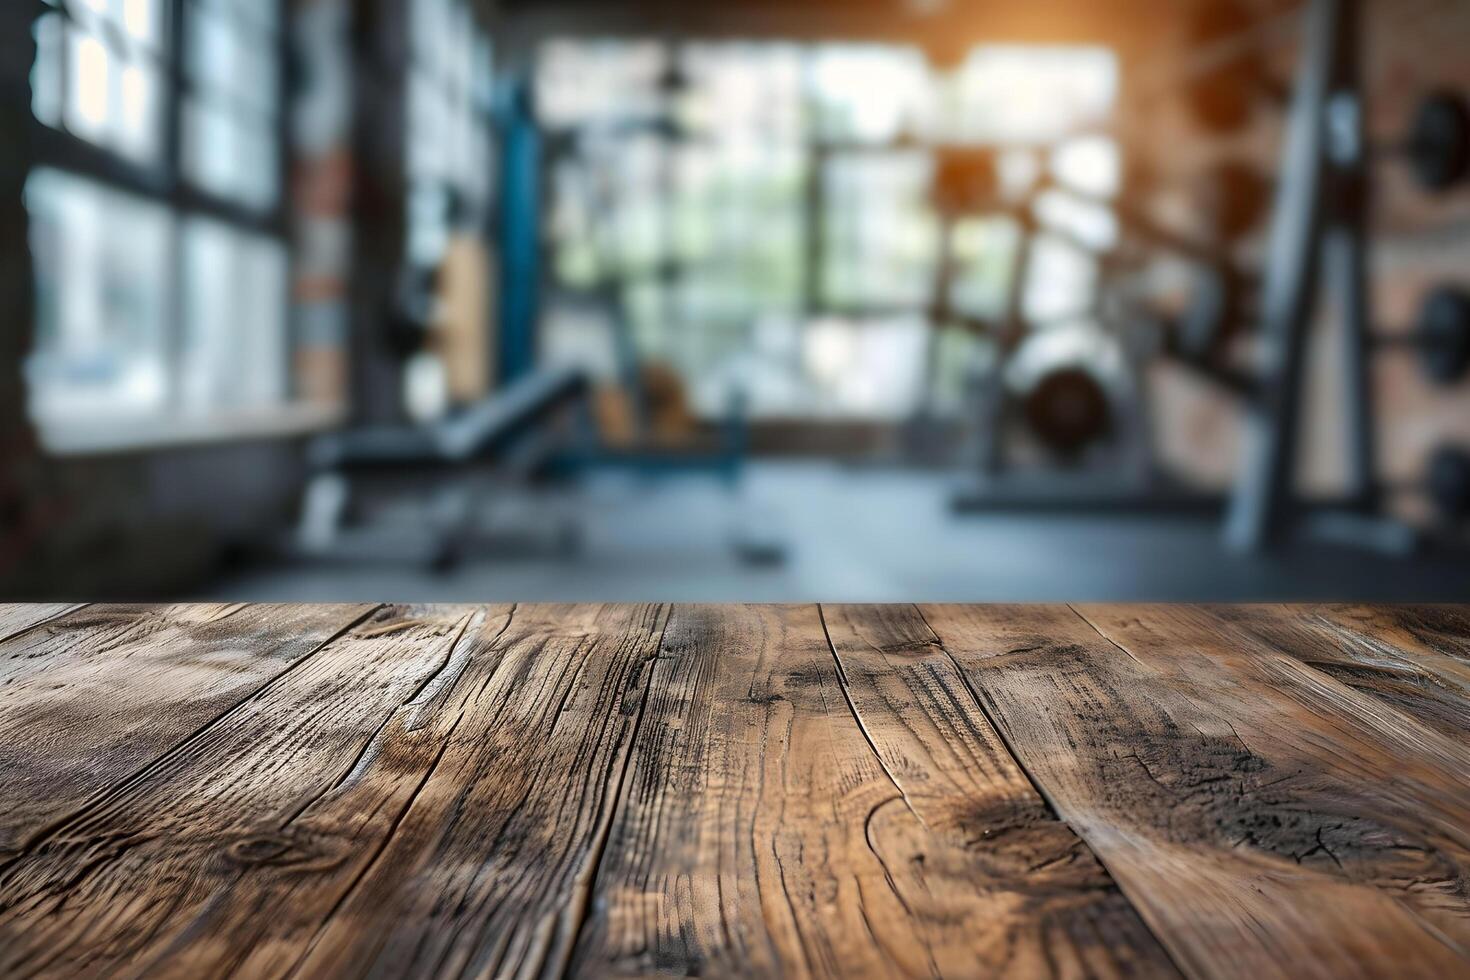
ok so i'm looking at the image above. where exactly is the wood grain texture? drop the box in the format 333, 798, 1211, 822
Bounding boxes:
570, 604, 1176, 978
0, 603, 477, 978
1210, 605, 1470, 738
0, 604, 84, 644
285, 602, 668, 979
0, 603, 670, 980
2, 602, 1469, 980
921, 603, 1470, 980
0, 602, 376, 856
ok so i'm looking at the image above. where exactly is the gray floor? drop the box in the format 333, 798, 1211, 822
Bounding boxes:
208, 462, 1470, 603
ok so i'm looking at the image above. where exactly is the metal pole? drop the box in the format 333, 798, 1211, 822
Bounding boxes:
1223, 0, 1342, 552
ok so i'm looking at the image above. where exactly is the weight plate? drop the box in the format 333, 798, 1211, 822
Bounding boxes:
1022, 367, 1112, 457
1416, 286, 1470, 385
1408, 91, 1470, 192
1202, 161, 1271, 240
1184, 0, 1264, 135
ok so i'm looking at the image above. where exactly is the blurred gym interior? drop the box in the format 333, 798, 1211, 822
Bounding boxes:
3, 0, 1470, 602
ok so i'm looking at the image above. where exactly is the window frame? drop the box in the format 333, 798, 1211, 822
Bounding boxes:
25, 0, 318, 455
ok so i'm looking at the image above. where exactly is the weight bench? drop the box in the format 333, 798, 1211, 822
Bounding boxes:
296, 367, 592, 569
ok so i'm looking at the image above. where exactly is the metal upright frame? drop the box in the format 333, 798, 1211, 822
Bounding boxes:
1223, 0, 1397, 552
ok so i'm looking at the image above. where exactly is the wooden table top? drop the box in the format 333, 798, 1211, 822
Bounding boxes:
0, 603, 1468, 978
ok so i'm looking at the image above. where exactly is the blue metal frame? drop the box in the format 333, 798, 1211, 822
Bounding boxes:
496, 75, 540, 386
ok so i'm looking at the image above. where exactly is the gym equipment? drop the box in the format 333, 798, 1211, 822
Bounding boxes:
307, 368, 589, 473
906, 133, 1247, 505
1221, 0, 1470, 553
1426, 446, 1470, 523
1321, 444, 1470, 543
936, 189, 1194, 510
1183, 0, 1281, 134
951, 0, 1470, 544
1197, 160, 1273, 242
1404, 91, 1470, 192
296, 368, 593, 569
1176, 2, 1470, 200
1370, 287, 1470, 387
1012, 357, 1116, 459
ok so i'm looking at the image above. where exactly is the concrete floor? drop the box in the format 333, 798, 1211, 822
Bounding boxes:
208, 462, 1470, 603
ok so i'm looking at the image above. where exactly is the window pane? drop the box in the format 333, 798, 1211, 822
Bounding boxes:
184, 98, 278, 207
1052, 136, 1122, 198
536, 39, 667, 129
190, 0, 277, 36
186, 5, 235, 91
228, 0, 277, 35
949, 216, 1021, 319
65, 29, 111, 141
405, 2, 494, 271
810, 44, 930, 145
60, 24, 165, 163
186, 4, 276, 115
181, 219, 288, 411
941, 45, 1118, 144
116, 59, 164, 159
24, 169, 173, 420
801, 316, 928, 418
681, 42, 805, 143
183, 97, 234, 191
822, 152, 938, 309
121, 0, 166, 50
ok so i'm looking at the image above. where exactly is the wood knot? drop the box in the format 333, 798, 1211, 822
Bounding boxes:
225, 829, 349, 872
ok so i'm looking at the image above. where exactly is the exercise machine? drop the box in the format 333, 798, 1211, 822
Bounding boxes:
295, 367, 593, 569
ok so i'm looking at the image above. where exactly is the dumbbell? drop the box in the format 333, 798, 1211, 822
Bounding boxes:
1371, 286, 1470, 386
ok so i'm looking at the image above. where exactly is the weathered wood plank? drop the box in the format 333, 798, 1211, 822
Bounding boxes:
283, 602, 668, 979
921, 604, 1470, 980
1207, 605, 1470, 739
0, 602, 377, 856
571, 604, 1177, 978
0, 602, 669, 979
0, 604, 84, 644
0, 603, 480, 977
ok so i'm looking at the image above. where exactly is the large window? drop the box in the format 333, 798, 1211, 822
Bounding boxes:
537, 39, 1119, 421
182, 0, 281, 209
31, 0, 169, 164
405, 0, 494, 267
25, 0, 299, 450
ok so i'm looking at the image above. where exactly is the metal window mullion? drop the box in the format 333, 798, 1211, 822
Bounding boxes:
163, 0, 186, 413
273, 0, 292, 402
